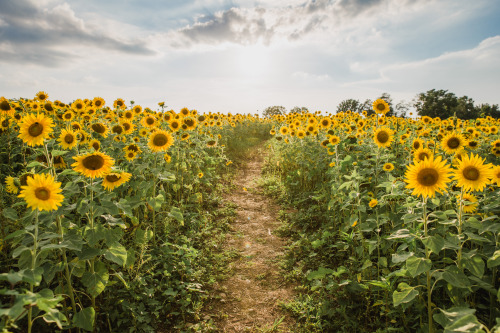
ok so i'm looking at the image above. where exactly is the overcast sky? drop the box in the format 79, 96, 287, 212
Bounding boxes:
0, 0, 499, 114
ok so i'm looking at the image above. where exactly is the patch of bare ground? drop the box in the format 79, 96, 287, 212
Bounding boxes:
204, 145, 296, 332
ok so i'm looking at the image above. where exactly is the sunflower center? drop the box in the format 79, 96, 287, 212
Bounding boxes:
94, 100, 102, 107
171, 122, 179, 129
377, 103, 385, 111
0, 100, 11, 111
112, 125, 123, 134
146, 117, 155, 125
82, 155, 105, 170
92, 142, 100, 150
2, 119, 9, 127
105, 174, 121, 183
92, 123, 106, 133
35, 187, 50, 200
418, 152, 429, 161
64, 134, 74, 144
447, 138, 460, 149
123, 123, 131, 131
376, 131, 389, 143
127, 144, 139, 152
153, 134, 168, 146
417, 168, 439, 186
463, 166, 480, 181
28, 122, 44, 137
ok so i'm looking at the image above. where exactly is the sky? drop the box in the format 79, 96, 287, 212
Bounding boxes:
0, 0, 499, 115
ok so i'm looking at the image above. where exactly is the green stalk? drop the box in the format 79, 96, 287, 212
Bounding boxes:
423, 199, 434, 333
27, 209, 39, 333
457, 188, 464, 270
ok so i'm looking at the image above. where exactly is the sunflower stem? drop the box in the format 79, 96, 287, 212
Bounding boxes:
423, 199, 434, 333
152, 154, 158, 246
457, 188, 464, 270
27, 209, 39, 333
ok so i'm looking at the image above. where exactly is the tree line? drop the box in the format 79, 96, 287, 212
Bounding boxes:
262, 89, 499, 119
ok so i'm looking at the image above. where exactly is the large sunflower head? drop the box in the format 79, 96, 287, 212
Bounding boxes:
18, 173, 64, 211
405, 156, 452, 199
373, 127, 394, 148
441, 132, 467, 154
142, 115, 157, 129
18, 113, 54, 146
148, 129, 175, 152
372, 99, 390, 115
72, 151, 115, 178
452, 153, 493, 192
102, 171, 132, 191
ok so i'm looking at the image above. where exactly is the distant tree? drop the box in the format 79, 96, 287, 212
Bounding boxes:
395, 100, 411, 118
289, 106, 309, 114
476, 103, 500, 118
414, 89, 459, 119
454, 96, 478, 120
262, 105, 287, 118
336, 99, 364, 114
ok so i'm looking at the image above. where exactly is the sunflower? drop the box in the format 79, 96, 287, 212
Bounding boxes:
53, 156, 66, 169
72, 151, 114, 178
35, 91, 49, 101
490, 165, 500, 186
452, 153, 493, 192
18, 113, 54, 146
164, 153, 172, 163
139, 128, 148, 137
5, 176, 19, 194
121, 121, 135, 134
368, 198, 378, 208
180, 107, 190, 117
373, 99, 390, 115
279, 126, 289, 136
148, 130, 174, 152
405, 156, 452, 198
383, 163, 394, 172
102, 171, 132, 191
169, 120, 181, 132
18, 173, 64, 211
71, 121, 82, 131
441, 132, 467, 154
142, 115, 157, 128
0, 97, 14, 116
91, 122, 109, 137
329, 135, 340, 145
458, 192, 478, 213
92, 97, 105, 109
125, 151, 138, 161
183, 117, 197, 131
412, 138, 424, 151
132, 105, 142, 115
206, 140, 217, 148
413, 147, 433, 163
198, 172, 204, 178
296, 129, 306, 139
71, 99, 86, 113
89, 139, 101, 151
373, 127, 394, 148
181, 133, 190, 141
113, 98, 126, 109
124, 143, 142, 154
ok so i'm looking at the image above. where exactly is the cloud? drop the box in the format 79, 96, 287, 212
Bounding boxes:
0, 0, 154, 66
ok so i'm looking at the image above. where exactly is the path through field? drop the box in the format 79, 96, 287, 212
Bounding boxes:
206, 145, 296, 332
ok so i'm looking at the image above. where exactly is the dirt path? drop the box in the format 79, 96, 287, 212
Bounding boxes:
206, 145, 296, 332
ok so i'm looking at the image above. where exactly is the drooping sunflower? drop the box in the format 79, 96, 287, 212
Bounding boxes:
18, 173, 64, 211
383, 163, 394, 172
148, 129, 175, 152
0, 97, 14, 117
206, 140, 217, 148
458, 192, 478, 213
5, 176, 19, 194
111, 124, 124, 135
413, 147, 434, 163
53, 156, 66, 169
372, 99, 390, 115
405, 156, 452, 199
89, 139, 101, 151
18, 113, 54, 146
441, 132, 467, 154
452, 153, 493, 192
373, 127, 394, 148
102, 171, 132, 191
72, 151, 114, 178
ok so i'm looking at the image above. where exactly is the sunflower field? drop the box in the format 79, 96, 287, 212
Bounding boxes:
1, 93, 500, 332
262, 99, 500, 332
0, 93, 271, 332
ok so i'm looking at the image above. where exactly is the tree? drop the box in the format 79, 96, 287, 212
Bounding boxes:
414, 89, 459, 119
289, 106, 309, 114
336, 99, 363, 114
454, 96, 478, 120
476, 103, 500, 118
262, 105, 287, 118
395, 100, 411, 118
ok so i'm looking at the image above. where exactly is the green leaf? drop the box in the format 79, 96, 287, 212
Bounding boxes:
393, 282, 418, 307
81, 262, 108, 297
58, 168, 79, 176
487, 250, 500, 268
422, 235, 445, 254
406, 256, 432, 278
135, 228, 153, 245
104, 244, 127, 266
43, 309, 68, 329
391, 252, 414, 265
77, 247, 102, 261
50, 150, 68, 157
433, 306, 476, 329
3, 208, 18, 221
461, 256, 484, 278
23, 267, 44, 286
388, 229, 412, 240
438, 266, 471, 289
147, 193, 164, 212
169, 207, 184, 226
27, 161, 46, 168
73, 307, 95, 331
307, 267, 334, 280
443, 314, 482, 333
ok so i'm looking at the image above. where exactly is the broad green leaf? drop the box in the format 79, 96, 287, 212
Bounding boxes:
391, 252, 414, 265
3, 208, 18, 221
388, 229, 412, 240
461, 256, 484, 278
406, 256, 432, 278
307, 267, 334, 280
439, 266, 471, 289
393, 283, 418, 307
50, 150, 68, 157
77, 247, 102, 261
169, 207, 184, 225
487, 250, 500, 268
73, 307, 95, 331
81, 262, 108, 297
135, 228, 153, 244
422, 235, 445, 254
22, 267, 44, 286
43, 309, 68, 329
444, 314, 482, 333
433, 306, 476, 329
104, 244, 127, 266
